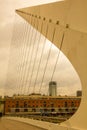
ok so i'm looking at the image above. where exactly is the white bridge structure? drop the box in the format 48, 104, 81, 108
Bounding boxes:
6, 0, 87, 130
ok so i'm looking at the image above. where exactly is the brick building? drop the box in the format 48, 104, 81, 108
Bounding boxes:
4, 94, 81, 116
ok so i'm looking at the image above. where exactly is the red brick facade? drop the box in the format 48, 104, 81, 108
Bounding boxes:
5, 95, 81, 115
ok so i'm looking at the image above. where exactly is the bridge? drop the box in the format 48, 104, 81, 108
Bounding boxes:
1, 0, 87, 130
0, 117, 46, 130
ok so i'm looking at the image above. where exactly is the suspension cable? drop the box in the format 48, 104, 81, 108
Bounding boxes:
20, 16, 33, 95
22, 16, 38, 94
46, 25, 67, 95
28, 17, 39, 91
39, 21, 56, 94
21, 15, 34, 95
18, 15, 36, 94
27, 18, 43, 94
32, 19, 47, 93
19, 15, 32, 95
23, 17, 36, 94
19, 15, 36, 94
51, 33, 64, 81
17, 22, 28, 94
17, 15, 29, 94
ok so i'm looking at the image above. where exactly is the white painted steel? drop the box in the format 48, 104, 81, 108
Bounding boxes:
16, 0, 87, 129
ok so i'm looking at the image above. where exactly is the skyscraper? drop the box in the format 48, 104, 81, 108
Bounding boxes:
49, 81, 57, 96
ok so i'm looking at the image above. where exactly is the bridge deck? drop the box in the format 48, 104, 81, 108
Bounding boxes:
0, 118, 46, 130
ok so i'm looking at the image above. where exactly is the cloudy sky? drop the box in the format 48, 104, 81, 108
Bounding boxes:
0, 0, 82, 96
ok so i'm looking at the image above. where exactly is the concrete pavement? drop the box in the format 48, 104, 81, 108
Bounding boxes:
0, 118, 46, 130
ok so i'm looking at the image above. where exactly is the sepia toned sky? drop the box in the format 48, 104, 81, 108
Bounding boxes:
0, 0, 82, 96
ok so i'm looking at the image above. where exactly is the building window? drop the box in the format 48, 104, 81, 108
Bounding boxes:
32, 105, 35, 108
71, 102, 75, 107
65, 102, 68, 107
51, 103, 54, 107
59, 108, 62, 112
51, 109, 55, 112
65, 108, 69, 112
16, 104, 19, 108
43, 101, 46, 104
24, 109, 28, 112
44, 109, 47, 112
43, 104, 46, 107
24, 101, 27, 108
12, 105, 14, 108
72, 108, 76, 112
43, 101, 46, 107
15, 109, 19, 112
32, 108, 36, 112
16, 101, 19, 104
